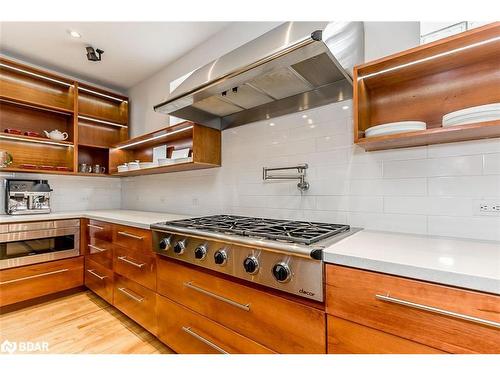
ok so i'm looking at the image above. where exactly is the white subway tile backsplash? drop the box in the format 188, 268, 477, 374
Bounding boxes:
483, 153, 500, 175
383, 196, 474, 216
427, 138, 500, 158
428, 216, 500, 241
349, 178, 427, 196
383, 155, 483, 178
428, 176, 500, 197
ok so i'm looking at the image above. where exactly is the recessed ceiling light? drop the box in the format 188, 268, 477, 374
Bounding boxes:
302, 114, 308, 119
269, 122, 275, 127
342, 105, 349, 110
307, 119, 313, 125
69, 30, 81, 38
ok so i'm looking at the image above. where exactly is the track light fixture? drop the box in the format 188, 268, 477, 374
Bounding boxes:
86, 46, 104, 62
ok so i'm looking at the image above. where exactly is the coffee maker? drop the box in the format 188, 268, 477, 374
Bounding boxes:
5, 179, 53, 215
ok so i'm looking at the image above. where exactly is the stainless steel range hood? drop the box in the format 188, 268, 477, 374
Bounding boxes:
154, 22, 364, 130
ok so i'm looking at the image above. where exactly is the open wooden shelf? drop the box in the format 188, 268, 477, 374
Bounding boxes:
1, 167, 75, 175
0, 132, 74, 147
78, 84, 128, 125
353, 22, 500, 151
109, 122, 221, 176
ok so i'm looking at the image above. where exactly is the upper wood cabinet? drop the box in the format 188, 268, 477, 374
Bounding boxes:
0, 57, 129, 176
353, 22, 500, 151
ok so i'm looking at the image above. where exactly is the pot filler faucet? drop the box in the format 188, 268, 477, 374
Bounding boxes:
263, 164, 310, 192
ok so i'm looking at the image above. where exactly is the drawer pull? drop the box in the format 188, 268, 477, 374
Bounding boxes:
117, 256, 145, 268
117, 231, 144, 240
87, 269, 107, 280
88, 224, 104, 230
0, 269, 68, 285
88, 244, 106, 253
117, 287, 144, 303
184, 281, 250, 312
181, 326, 229, 354
375, 294, 500, 329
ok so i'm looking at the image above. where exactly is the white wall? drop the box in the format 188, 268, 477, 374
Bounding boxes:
121, 101, 500, 242
128, 22, 282, 137
364, 22, 420, 61
0, 172, 121, 213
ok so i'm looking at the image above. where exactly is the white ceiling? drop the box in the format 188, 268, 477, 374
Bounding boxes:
0, 22, 231, 92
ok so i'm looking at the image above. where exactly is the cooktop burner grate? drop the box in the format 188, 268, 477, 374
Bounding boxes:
163, 215, 350, 245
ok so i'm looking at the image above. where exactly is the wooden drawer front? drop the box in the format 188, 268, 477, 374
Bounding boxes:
157, 295, 275, 354
85, 258, 114, 304
87, 220, 113, 242
114, 275, 156, 334
87, 238, 113, 269
0, 257, 83, 307
157, 258, 326, 353
327, 316, 445, 354
114, 245, 156, 290
326, 265, 500, 353
113, 225, 152, 253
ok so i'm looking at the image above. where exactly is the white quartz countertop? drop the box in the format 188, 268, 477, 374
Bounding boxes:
323, 230, 500, 295
0, 210, 189, 229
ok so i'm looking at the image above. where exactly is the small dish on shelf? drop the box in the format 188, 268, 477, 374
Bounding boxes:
127, 161, 140, 170
158, 158, 176, 166
117, 164, 129, 173
4, 128, 22, 135
24, 131, 42, 137
39, 165, 56, 171
19, 163, 37, 169
365, 121, 427, 138
174, 156, 193, 163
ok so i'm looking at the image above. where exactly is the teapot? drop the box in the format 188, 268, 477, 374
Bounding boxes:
44, 129, 69, 141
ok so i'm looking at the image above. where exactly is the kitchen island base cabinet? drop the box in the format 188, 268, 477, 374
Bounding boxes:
157, 295, 275, 354
326, 265, 500, 354
328, 316, 445, 354
0, 256, 84, 308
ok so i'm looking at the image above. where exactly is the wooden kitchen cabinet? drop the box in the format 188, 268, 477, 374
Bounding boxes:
85, 258, 114, 304
157, 295, 275, 354
112, 224, 152, 253
114, 274, 157, 334
114, 245, 156, 290
0, 256, 84, 308
325, 264, 500, 354
157, 257, 326, 354
328, 316, 445, 354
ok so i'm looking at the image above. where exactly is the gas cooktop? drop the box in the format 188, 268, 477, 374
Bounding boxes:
157, 215, 350, 245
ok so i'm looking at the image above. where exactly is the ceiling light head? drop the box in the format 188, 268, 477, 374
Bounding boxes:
86, 46, 104, 62
269, 122, 275, 127
342, 105, 349, 110
302, 114, 308, 119
69, 30, 81, 38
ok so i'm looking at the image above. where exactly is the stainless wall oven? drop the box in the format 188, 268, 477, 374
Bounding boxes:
0, 219, 80, 269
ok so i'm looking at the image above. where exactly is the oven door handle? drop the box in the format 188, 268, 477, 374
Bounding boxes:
184, 281, 251, 311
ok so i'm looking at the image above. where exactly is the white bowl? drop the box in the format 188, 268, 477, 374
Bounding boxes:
365, 121, 426, 138
174, 156, 193, 163
117, 165, 128, 173
443, 111, 500, 127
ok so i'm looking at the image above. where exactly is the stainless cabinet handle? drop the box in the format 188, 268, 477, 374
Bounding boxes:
184, 281, 250, 312
117, 256, 145, 268
87, 224, 104, 230
88, 244, 106, 253
117, 231, 143, 240
181, 326, 228, 354
0, 269, 68, 285
117, 287, 144, 303
87, 269, 107, 280
375, 294, 500, 329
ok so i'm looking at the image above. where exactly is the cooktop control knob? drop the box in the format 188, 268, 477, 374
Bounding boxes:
272, 262, 291, 283
243, 256, 259, 274
159, 236, 171, 251
173, 239, 186, 254
214, 249, 227, 265
194, 244, 207, 260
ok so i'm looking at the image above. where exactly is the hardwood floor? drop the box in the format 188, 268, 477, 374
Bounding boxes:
0, 291, 174, 354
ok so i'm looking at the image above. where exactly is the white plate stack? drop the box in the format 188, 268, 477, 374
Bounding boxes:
442, 103, 500, 127
365, 121, 427, 138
